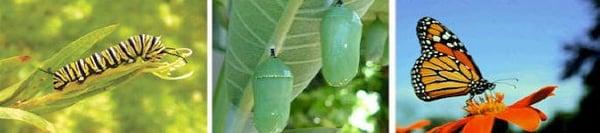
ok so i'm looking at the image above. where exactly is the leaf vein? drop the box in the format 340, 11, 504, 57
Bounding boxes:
250, 0, 277, 24
233, 8, 267, 44
285, 58, 321, 65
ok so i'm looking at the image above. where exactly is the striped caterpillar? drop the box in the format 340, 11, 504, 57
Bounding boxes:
44, 34, 186, 90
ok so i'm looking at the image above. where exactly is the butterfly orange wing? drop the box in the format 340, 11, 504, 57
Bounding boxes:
412, 17, 484, 101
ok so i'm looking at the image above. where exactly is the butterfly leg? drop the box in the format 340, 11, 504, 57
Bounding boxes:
467, 94, 475, 102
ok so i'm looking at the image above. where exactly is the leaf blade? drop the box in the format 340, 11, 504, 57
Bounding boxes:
216, 0, 373, 131
0, 25, 118, 106
0, 107, 56, 133
222, 0, 373, 107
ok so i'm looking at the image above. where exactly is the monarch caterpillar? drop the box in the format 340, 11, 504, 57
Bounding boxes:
253, 49, 293, 133
45, 34, 186, 91
320, 0, 362, 87
412, 17, 495, 101
361, 19, 388, 64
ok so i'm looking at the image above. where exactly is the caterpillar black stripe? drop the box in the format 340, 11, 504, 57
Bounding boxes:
48, 34, 184, 90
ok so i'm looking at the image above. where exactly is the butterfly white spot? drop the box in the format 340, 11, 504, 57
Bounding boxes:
442, 32, 450, 40
432, 36, 441, 42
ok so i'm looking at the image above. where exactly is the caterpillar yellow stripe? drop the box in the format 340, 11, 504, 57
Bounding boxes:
51, 34, 182, 90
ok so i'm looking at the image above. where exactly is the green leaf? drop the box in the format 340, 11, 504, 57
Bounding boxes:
221, 0, 373, 109
215, 0, 373, 132
363, 0, 388, 23
0, 107, 56, 133
11, 61, 160, 114
0, 25, 118, 106
5, 25, 191, 114
283, 127, 340, 133
0, 55, 31, 90
0, 55, 32, 101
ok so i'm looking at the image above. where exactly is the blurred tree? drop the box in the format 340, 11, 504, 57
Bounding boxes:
543, 0, 600, 132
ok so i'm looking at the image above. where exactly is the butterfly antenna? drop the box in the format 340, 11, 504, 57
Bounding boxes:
467, 94, 475, 102
495, 82, 517, 89
493, 78, 519, 83
492, 77, 518, 89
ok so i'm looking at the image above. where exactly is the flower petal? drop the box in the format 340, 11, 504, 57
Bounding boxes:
510, 85, 557, 108
407, 119, 431, 130
428, 117, 472, 133
496, 108, 542, 132
396, 127, 410, 133
397, 120, 431, 133
531, 107, 548, 121
462, 115, 494, 133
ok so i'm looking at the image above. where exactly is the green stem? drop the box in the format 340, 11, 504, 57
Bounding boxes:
233, 85, 254, 133
269, 0, 304, 55
212, 62, 228, 133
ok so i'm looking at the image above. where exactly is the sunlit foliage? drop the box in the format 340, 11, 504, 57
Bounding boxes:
0, 0, 206, 132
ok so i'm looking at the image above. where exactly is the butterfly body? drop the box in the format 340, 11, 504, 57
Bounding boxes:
411, 17, 495, 101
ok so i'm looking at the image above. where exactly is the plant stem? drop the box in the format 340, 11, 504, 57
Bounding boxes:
269, 0, 304, 55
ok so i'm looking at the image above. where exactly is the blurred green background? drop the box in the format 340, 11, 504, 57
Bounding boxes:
0, 0, 206, 132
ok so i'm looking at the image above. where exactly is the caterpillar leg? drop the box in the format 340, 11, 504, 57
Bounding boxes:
467, 94, 475, 102
77, 76, 86, 82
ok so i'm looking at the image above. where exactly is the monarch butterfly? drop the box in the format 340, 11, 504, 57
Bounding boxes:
253, 48, 293, 133
411, 17, 495, 101
320, 0, 362, 87
45, 34, 186, 91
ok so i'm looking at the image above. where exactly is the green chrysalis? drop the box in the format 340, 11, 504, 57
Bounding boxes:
320, 0, 362, 87
361, 19, 388, 64
253, 49, 293, 133
380, 40, 389, 66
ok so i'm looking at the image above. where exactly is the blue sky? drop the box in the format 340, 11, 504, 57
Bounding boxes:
395, 0, 594, 126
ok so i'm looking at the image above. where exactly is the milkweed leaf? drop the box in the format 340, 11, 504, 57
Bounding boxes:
283, 127, 340, 133
10, 62, 153, 114
0, 107, 56, 133
0, 25, 118, 106
0, 55, 31, 90
214, 0, 373, 132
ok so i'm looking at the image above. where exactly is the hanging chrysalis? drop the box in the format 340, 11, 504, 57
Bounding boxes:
361, 19, 388, 64
253, 48, 293, 133
380, 40, 389, 66
320, 0, 362, 87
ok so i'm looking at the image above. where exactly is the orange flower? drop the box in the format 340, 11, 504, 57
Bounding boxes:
396, 120, 431, 133
428, 85, 557, 133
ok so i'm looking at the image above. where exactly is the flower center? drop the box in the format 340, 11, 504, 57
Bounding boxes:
464, 92, 507, 116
